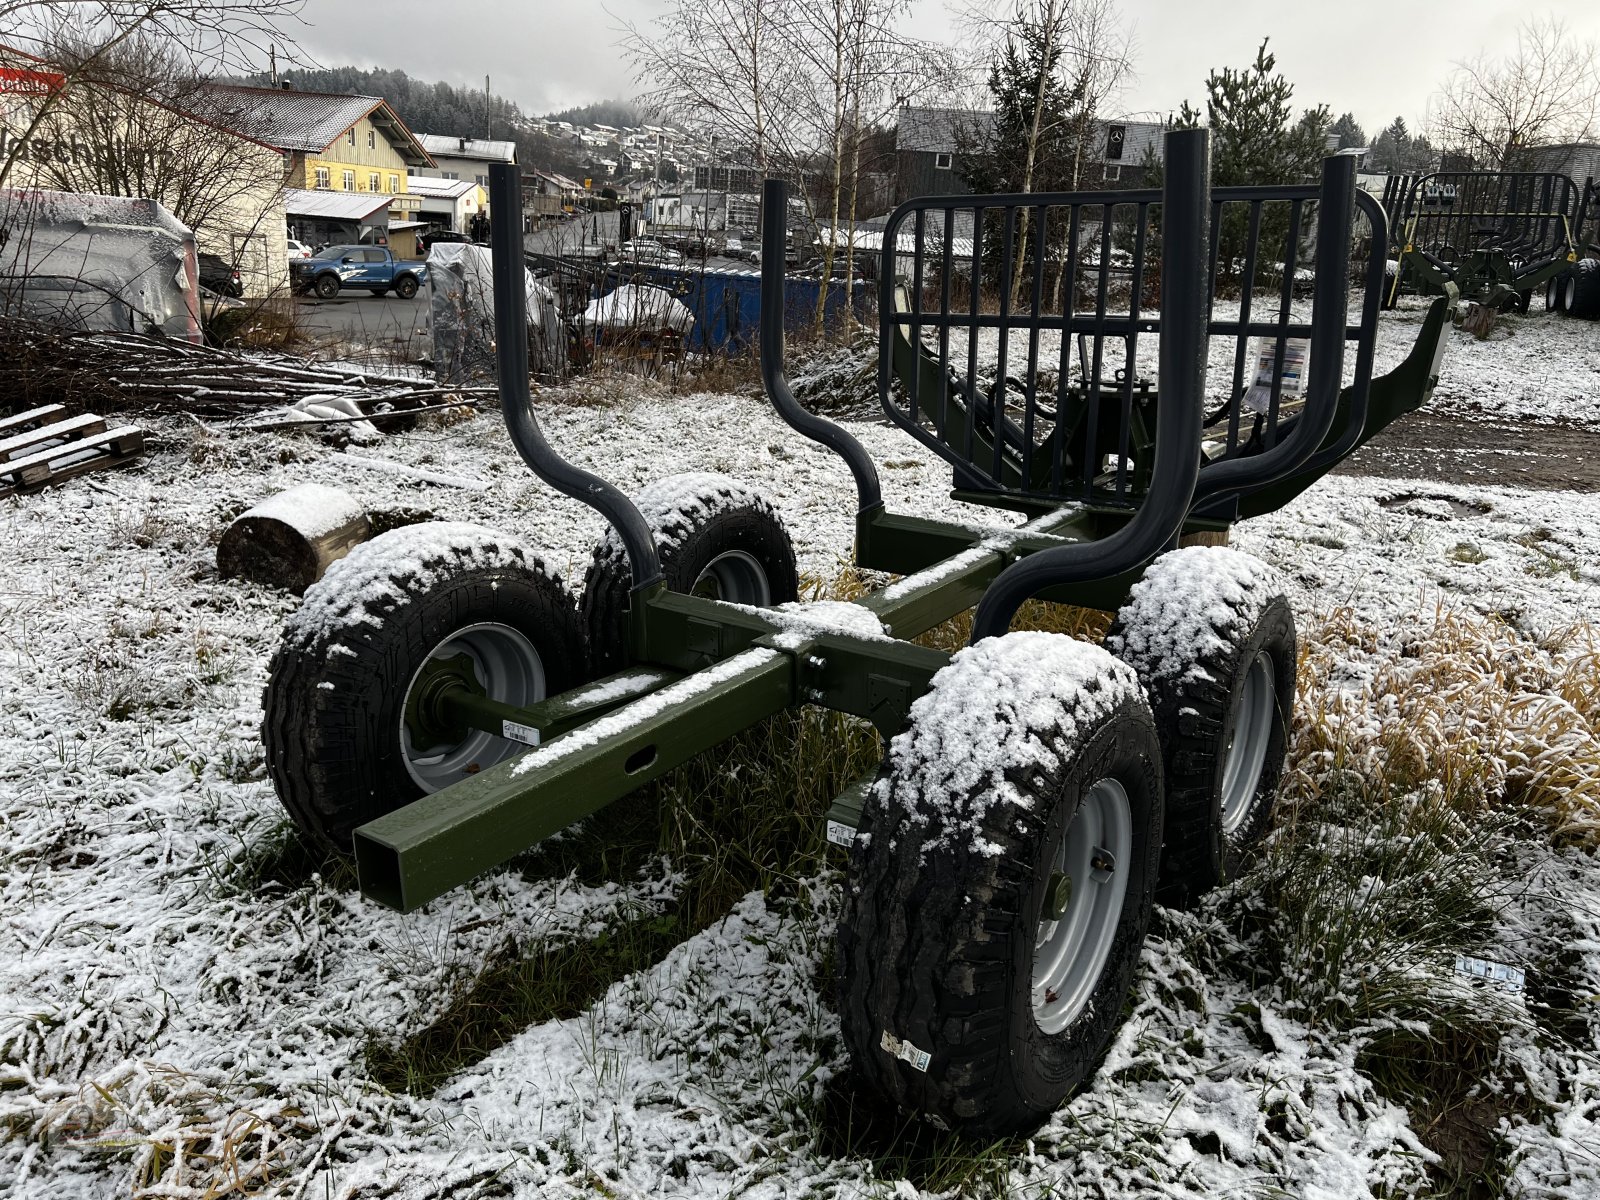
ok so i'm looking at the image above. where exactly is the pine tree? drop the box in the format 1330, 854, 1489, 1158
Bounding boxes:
1329, 112, 1366, 150
1147, 40, 1329, 282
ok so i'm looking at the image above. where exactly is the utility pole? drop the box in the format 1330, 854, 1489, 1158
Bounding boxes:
485, 75, 491, 139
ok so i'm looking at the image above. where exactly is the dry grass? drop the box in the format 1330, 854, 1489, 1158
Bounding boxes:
1287, 602, 1600, 842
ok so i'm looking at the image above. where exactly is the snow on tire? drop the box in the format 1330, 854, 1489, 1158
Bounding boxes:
1105, 545, 1297, 906
262, 522, 588, 850
582, 472, 798, 674
837, 632, 1163, 1136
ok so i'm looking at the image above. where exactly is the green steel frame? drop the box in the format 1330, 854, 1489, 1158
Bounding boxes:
348, 137, 1452, 914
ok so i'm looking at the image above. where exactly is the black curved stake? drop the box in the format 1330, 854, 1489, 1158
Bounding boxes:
488, 163, 661, 591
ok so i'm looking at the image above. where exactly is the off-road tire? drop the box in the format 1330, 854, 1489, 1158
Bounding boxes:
262, 522, 587, 850
582, 472, 798, 674
1566, 258, 1600, 319
313, 273, 339, 299
1105, 546, 1296, 907
395, 274, 419, 300
837, 633, 1163, 1137
1545, 270, 1570, 313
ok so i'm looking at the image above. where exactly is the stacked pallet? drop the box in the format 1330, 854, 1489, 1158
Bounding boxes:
0, 405, 144, 498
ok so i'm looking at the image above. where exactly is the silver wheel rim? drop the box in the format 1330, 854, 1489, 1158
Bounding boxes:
1220, 651, 1275, 835
400, 622, 546, 792
1566, 276, 1577, 309
691, 549, 771, 606
1032, 778, 1133, 1034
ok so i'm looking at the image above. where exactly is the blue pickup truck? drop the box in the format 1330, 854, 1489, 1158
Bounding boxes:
291, 245, 427, 299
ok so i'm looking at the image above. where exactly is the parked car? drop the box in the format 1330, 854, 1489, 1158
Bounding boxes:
197, 252, 243, 297
723, 236, 743, 258
618, 239, 684, 267
285, 238, 312, 260
290, 244, 427, 299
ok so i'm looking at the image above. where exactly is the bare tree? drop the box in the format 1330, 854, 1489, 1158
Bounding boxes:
622, 0, 809, 176
1430, 16, 1600, 169
963, 0, 1134, 301
0, 0, 303, 188
18, 34, 289, 283
786, 0, 955, 324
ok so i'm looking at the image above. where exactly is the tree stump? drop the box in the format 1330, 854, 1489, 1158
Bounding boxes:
217, 483, 371, 594
1179, 528, 1231, 548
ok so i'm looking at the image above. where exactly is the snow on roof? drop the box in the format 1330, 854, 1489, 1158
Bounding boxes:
415, 133, 518, 163
405, 176, 478, 200
283, 188, 394, 221
203, 83, 433, 166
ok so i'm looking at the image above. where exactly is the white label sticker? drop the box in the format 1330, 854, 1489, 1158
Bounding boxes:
826, 820, 857, 848
880, 1029, 932, 1073
501, 720, 541, 746
1454, 955, 1525, 992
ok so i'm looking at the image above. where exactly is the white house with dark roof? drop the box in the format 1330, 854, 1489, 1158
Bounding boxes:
414, 133, 517, 219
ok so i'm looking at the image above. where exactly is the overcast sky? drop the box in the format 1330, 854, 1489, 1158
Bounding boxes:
284, 0, 1600, 141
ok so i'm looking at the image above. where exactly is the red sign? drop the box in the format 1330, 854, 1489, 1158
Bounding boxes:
0, 67, 65, 95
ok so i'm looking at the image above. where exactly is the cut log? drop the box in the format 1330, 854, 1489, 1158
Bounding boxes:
217, 483, 372, 595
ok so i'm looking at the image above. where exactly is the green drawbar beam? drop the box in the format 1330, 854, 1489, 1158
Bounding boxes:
354, 649, 793, 912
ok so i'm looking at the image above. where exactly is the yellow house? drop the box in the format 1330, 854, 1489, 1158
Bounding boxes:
203, 83, 433, 241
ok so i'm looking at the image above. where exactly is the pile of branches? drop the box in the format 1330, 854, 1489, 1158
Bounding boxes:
0, 317, 497, 419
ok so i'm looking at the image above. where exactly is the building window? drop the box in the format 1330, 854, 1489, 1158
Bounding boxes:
407, 167, 417, 176
476, 174, 489, 186
314, 166, 330, 189
367, 129, 375, 149
342, 169, 355, 191
388, 174, 399, 193
443, 171, 459, 180
347, 128, 356, 146
369, 172, 380, 193
1104, 164, 1121, 182
934, 152, 953, 170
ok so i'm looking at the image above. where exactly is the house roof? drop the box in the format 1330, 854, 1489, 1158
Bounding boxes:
202, 83, 433, 166
405, 175, 477, 200
416, 133, 517, 163
283, 188, 393, 221
897, 106, 994, 154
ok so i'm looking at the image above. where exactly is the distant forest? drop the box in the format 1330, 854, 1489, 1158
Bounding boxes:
232, 67, 645, 179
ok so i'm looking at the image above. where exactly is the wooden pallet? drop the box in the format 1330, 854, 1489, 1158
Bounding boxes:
0, 405, 144, 497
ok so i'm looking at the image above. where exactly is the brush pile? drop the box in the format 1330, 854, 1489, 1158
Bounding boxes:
0, 316, 492, 419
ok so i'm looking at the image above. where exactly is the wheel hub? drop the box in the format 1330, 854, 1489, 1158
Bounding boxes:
691, 549, 772, 606
1219, 650, 1276, 835
402, 653, 483, 751
398, 622, 547, 793
1032, 778, 1134, 1034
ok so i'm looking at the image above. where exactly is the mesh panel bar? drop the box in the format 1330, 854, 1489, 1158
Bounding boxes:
1024, 203, 1047, 491
1051, 204, 1082, 494
1115, 202, 1149, 500
993, 206, 1018, 482
1227, 201, 1265, 456
938, 207, 954, 440
1263, 199, 1304, 450
965, 206, 981, 462
908, 208, 924, 426
1080, 206, 1113, 497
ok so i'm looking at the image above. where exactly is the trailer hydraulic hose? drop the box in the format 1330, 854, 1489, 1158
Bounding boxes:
969, 127, 1212, 644
759, 179, 883, 516
488, 162, 661, 591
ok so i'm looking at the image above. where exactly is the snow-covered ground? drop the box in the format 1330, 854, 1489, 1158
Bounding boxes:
2, 320, 1599, 1196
